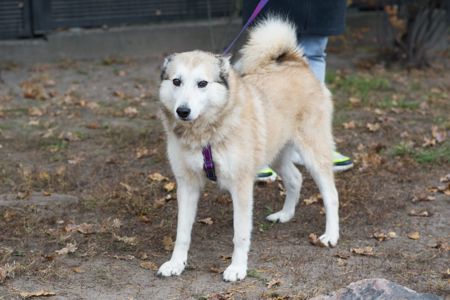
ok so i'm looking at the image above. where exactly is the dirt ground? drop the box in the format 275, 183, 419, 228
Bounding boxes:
0, 28, 449, 299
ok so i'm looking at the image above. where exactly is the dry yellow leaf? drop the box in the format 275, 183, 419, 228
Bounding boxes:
163, 182, 176, 192
19, 290, 56, 298
148, 172, 168, 182
198, 217, 214, 225
366, 122, 381, 132
408, 231, 420, 240
163, 235, 174, 251
351, 246, 374, 256
55, 242, 77, 255
266, 278, 282, 289
139, 261, 158, 271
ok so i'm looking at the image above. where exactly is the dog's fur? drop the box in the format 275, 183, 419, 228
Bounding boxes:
157, 17, 339, 282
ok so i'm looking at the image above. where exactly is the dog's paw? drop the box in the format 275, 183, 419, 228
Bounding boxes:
266, 210, 294, 223
319, 232, 339, 248
223, 264, 247, 282
157, 260, 186, 277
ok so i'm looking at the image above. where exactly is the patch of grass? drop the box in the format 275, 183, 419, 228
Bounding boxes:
258, 222, 274, 233
390, 141, 450, 164
101, 56, 131, 66
415, 142, 450, 164
331, 74, 391, 102
38, 137, 69, 152
376, 97, 420, 110
247, 269, 265, 281
3, 107, 29, 117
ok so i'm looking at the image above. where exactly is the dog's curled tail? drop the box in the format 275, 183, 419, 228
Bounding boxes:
236, 16, 304, 74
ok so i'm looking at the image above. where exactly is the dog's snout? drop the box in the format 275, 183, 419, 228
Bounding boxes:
176, 106, 191, 120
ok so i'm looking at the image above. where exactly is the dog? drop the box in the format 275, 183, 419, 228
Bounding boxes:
157, 17, 339, 282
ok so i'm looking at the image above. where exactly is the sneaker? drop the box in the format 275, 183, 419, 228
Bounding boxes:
333, 151, 353, 172
256, 167, 277, 182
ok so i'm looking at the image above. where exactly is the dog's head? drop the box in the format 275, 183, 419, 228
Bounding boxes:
159, 51, 230, 122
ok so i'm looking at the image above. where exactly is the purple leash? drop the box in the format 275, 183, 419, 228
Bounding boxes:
222, 0, 269, 55
202, 0, 269, 181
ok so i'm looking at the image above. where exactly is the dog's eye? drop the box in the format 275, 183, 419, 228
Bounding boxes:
172, 78, 181, 86
197, 80, 208, 88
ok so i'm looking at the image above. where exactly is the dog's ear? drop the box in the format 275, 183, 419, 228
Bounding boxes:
217, 55, 231, 89
160, 54, 174, 81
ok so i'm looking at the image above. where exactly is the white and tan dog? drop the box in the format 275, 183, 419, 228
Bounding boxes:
157, 17, 339, 282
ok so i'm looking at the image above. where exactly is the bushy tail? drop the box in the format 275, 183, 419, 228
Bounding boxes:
236, 16, 304, 74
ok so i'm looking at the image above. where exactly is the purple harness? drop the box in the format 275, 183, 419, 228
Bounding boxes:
202, 144, 217, 181
201, 0, 269, 181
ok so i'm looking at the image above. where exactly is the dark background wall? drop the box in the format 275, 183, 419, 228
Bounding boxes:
0, 0, 237, 40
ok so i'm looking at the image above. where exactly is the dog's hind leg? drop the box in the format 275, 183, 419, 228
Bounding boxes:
158, 176, 203, 277
295, 135, 339, 247
267, 145, 302, 223
223, 175, 254, 282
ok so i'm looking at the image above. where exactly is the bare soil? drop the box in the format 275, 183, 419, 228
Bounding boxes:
0, 29, 449, 299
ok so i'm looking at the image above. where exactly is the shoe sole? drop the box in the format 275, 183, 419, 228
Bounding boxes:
333, 163, 354, 172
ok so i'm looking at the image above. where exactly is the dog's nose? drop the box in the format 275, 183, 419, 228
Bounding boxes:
176, 106, 191, 119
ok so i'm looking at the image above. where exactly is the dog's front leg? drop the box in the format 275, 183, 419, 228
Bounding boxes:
223, 177, 253, 282
158, 176, 202, 277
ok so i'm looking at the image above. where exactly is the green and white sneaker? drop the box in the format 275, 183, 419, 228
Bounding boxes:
256, 167, 277, 182
332, 151, 353, 172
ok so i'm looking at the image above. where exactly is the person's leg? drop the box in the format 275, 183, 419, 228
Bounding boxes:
298, 35, 354, 172
298, 35, 328, 83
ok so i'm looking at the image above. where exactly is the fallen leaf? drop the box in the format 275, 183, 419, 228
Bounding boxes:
219, 255, 231, 261
19, 290, 56, 299
411, 194, 435, 202
148, 172, 168, 182
407, 231, 420, 240
210, 267, 222, 273
349, 97, 361, 105
138, 215, 151, 223
163, 235, 174, 251
372, 231, 389, 241
139, 261, 158, 271
55, 242, 77, 255
334, 251, 350, 259
65, 223, 97, 235
343, 121, 356, 129
72, 267, 85, 273
429, 240, 450, 251
366, 122, 381, 132
440, 174, 450, 183
111, 218, 122, 229
135, 147, 149, 159
0, 266, 6, 283
28, 107, 44, 116
351, 246, 374, 256
308, 233, 325, 247
163, 182, 176, 192
85, 122, 100, 129
303, 194, 321, 205
124, 106, 138, 118
198, 217, 214, 225
113, 90, 127, 99
387, 231, 397, 238
153, 198, 168, 209
408, 209, 431, 217
113, 233, 137, 246
112, 254, 135, 261
266, 278, 282, 289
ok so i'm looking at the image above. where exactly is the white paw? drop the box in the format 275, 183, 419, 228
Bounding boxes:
319, 231, 339, 247
157, 260, 186, 277
223, 264, 247, 282
266, 210, 294, 223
